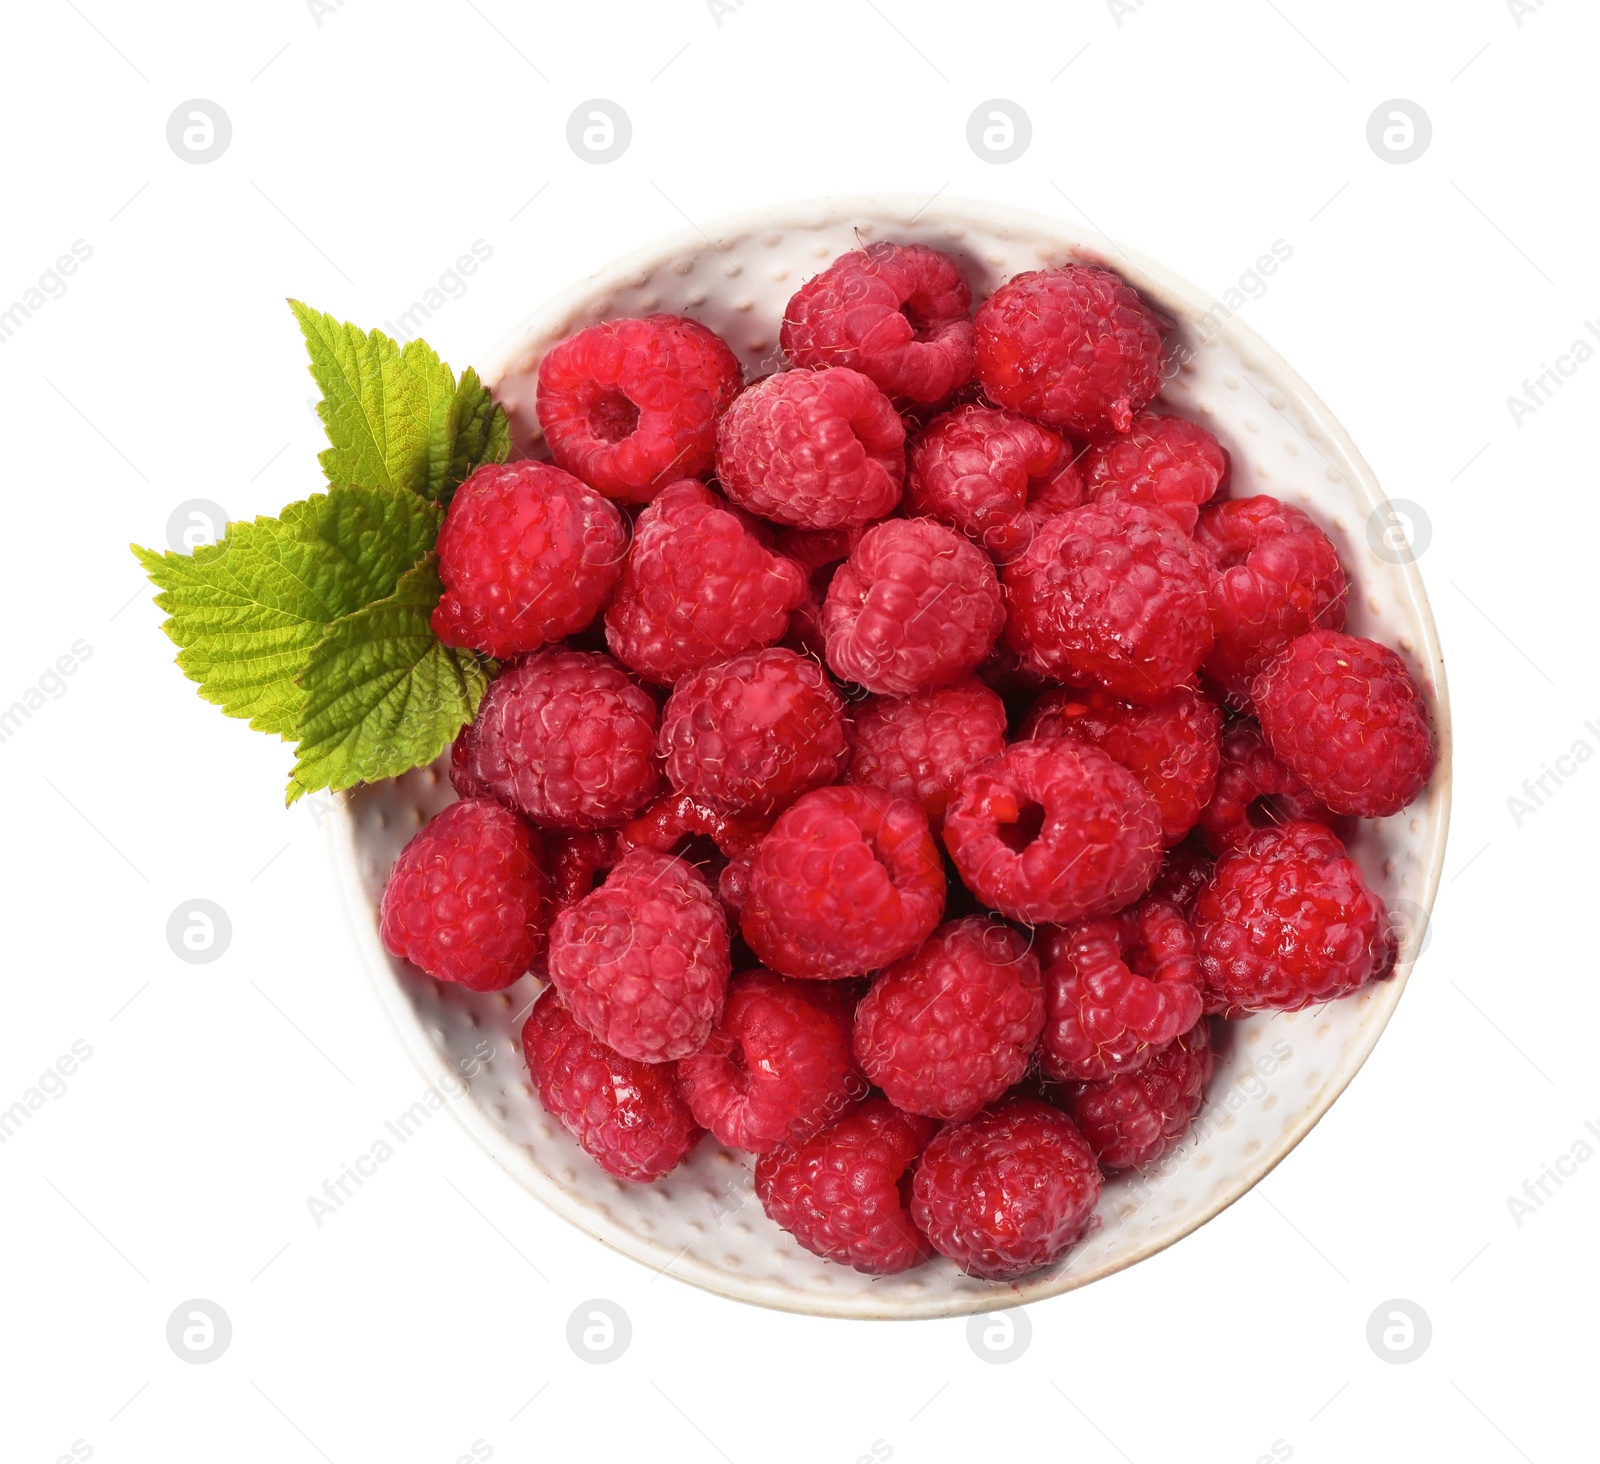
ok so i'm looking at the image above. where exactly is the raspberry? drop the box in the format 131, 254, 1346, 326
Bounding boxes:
715, 367, 905, 530
780, 242, 975, 405
846, 677, 1008, 821
853, 917, 1044, 1121
619, 790, 773, 861
676, 969, 862, 1152
379, 798, 550, 992
546, 846, 731, 1062
464, 651, 661, 829
522, 995, 701, 1182
1081, 411, 1229, 533
754, 1099, 936, 1274
1252, 630, 1436, 818
431, 462, 627, 659
603, 479, 807, 683
822, 518, 1005, 696
1192, 820, 1395, 1015
535, 314, 742, 503
447, 720, 491, 801
1198, 720, 1343, 853
1003, 499, 1214, 703
547, 828, 620, 909
1059, 1017, 1214, 1169
1146, 834, 1214, 916
742, 786, 946, 979
904, 404, 1082, 559
942, 740, 1163, 925
1195, 495, 1347, 703
1021, 683, 1222, 844
974, 265, 1164, 437
910, 1097, 1102, 1280
657, 647, 848, 815
1039, 897, 1204, 1082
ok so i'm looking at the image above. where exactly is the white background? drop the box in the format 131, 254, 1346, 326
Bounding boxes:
1, 1, 1592, 1460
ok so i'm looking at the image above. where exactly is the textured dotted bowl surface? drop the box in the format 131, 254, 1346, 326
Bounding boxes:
330, 195, 1451, 1319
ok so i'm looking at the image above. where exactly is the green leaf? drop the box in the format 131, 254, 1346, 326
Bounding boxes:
133, 485, 441, 737
290, 301, 510, 502
286, 554, 492, 804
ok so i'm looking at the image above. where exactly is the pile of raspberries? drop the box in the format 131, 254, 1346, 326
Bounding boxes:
380, 242, 1436, 1283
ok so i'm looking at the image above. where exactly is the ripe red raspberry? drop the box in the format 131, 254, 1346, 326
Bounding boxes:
822, 518, 1005, 696
780, 242, 975, 405
1059, 1017, 1214, 1169
1195, 495, 1347, 703
974, 265, 1164, 438
1039, 897, 1204, 1082
534, 314, 742, 503
754, 1098, 936, 1274
675, 969, 862, 1152
547, 828, 620, 909
846, 677, 1008, 821
1252, 630, 1436, 818
910, 1097, 1103, 1280
463, 651, 661, 829
1198, 719, 1344, 854
447, 720, 491, 801
1081, 411, 1229, 533
942, 740, 1163, 925
853, 917, 1044, 1122
619, 790, 773, 861
657, 648, 848, 815
522, 995, 701, 1182
1146, 834, 1214, 916
742, 786, 946, 979
1003, 499, 1213, 703
379, 798, 550, 992
904, 404, 1083, 559
603, 479, 806, 683
1192, 820, 1395, 1015
431, 462, 627, 659
546, 846, 731, 1062
715, 367, 905, 530
1021, 683, 1222, 844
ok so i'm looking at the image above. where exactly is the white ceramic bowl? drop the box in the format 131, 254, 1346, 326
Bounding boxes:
330, 195, 1451, 1320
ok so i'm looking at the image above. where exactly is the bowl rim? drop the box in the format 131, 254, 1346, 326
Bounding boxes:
330, 192, 1452, 1319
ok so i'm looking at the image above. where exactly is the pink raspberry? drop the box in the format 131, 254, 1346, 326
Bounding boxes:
822, 518, 1004, 696
546, 847, 730, 1062
755, 1099, 937, 1275
1081, 411, 1229, 533
715, 367, 905, 530
942, 740, 1163, 925
1021, 683, 1222, 844
1039, 897, 1204, 1082
846, 677, 1008, 821
1252, 630, 1436, 818
1195, 495, 1347, 703
522, 995, 701, 1182
603, 479, 807, 684
379, 798, 550, 992
1192, 820, 1395, 1015
1003, 499, 1214, 703
1059, 1017, 1214, 1169
1198, 719, 1344, 854
675, 969, 862, 1152
657, 647, 848, 815
431, 462, 627, 659
534, 314, 742, 503
742, 786, 946, 980
463, 651, 661, 829
974, 265, 1164, 437
853, 917, 1044, 1121
905, 404, 1083, 560
910, 1097, 1103, 1280
780, 241, 975, 405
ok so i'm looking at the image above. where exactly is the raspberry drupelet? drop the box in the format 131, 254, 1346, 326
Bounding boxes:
431, 461, 627, 660
535, 314, 742, 503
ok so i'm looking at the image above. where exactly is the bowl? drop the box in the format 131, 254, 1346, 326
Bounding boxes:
329, 194, 1451, 1319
